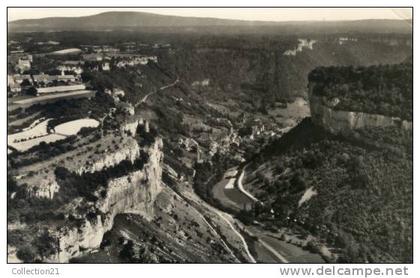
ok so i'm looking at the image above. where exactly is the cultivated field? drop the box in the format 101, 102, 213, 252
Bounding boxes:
55, 118, 100, 136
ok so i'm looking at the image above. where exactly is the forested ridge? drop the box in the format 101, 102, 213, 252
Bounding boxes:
247, 118, 412, 263
309, 63, 412, 120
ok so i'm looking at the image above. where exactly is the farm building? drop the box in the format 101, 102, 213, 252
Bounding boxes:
36, 84, 86, 95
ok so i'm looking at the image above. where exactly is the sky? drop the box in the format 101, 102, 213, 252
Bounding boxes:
8, 8, 412, 22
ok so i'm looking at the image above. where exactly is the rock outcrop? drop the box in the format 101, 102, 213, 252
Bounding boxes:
26, 175, 60, 199
74, 139, 141, 175
283, 38, 317, 56
309, 87, 412, 137
49, 138, 163, 262
120, 117, 150, 136
16, 120, 152, 200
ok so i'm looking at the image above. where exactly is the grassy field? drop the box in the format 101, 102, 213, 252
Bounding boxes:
9, 90, 96, 111
54, 118, 99, 136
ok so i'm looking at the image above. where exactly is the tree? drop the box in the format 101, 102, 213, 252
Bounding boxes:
21, 79, 31, 87
26, 86, 38, 96
119, 240, 135, 261
33, 230, 58, 259
291, 172, 306, 192
16, 246, 36, 262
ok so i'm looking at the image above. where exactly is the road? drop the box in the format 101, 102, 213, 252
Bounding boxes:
236, 164, 259, 203
163, 180, 256, 263
257, 238, 289, 263
210, 167, 324, 263
211, 206, 256, 263
136, 76, 179, 106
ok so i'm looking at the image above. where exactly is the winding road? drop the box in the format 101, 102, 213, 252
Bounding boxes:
163, 180, 256, 263
136, 76, 179, 107
236, 164, 259, 203
209, 166, 324, 263
207, 203, 257, 263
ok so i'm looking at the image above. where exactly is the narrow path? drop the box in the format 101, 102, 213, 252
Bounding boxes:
136, 76, 179, 106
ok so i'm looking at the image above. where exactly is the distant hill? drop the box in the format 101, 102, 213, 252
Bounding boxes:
8, 11, 412, 34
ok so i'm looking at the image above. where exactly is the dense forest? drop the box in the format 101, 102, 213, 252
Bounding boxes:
309, 63, 412, 120
246, 118, 412, 263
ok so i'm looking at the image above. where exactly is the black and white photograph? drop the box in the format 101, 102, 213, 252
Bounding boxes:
3, 2, 415, 275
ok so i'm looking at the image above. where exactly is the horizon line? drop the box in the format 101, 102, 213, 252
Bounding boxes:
8, 8, 413, 23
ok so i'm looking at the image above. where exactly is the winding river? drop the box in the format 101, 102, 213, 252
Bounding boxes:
210, 166, 325, 263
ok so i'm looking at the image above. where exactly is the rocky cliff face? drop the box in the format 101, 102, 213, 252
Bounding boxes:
159, 37, 411, 102
309, 86, 412, 137
120, 117, 149, 136
48, 138, 164, 262
74, 139, 141, 175
26, 175, 60, 199
19, 119, 152, 200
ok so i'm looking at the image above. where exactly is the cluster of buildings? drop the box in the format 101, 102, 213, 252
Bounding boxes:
8, 72, 86, 97
8, 58, 84, 97
105, 88, 135, 116
337, 37, 359, 45
81, 52, 158, 69
79, 41, 169, 53
8, 74, 30, 95
9, 53, 33, 73
57, 61, 84, 75
114, 55, 158, 68
80, 44, 119, 54
7, 40, 160, 100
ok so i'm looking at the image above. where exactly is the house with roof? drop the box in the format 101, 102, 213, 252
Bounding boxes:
8, 75, 21, 96
35, 84, 86, 96
57, 64, 83, 75
15, 58, 31, 73
82, 53, 104, 62
32, 74, 79, 87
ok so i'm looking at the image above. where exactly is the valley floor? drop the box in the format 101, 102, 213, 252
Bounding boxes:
209, 167, 325, 263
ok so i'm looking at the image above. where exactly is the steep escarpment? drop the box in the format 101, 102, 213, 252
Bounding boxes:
72, 138, 141, 175
158, 35, 411, 102
8, 120, 165, 263
51, 138, 163, 262
10, 118, 151, 199
309, 94, 412, 135
242, 64, 412, 263
308, 63, 412, 142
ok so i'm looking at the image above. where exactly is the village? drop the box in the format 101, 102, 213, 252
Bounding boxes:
8, 41, 159, 99
7, 40, 161, 155
8, 36, 300, 166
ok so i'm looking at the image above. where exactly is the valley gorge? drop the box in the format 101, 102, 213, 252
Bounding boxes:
7, 11, 412, 264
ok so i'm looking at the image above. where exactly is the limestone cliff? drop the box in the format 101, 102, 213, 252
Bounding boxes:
120, 117, 150, 136
26, 175, 60, 199
308, 86, 412, 137
48, 138, 164, 262
17, 119, 152, 200
73, 139, 141, 175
